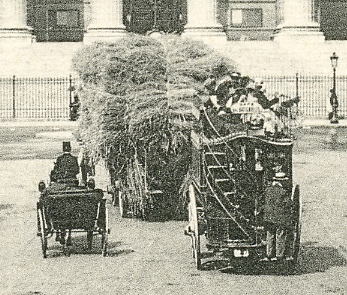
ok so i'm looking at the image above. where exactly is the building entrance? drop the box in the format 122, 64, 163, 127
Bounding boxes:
28, 0, 84, 42
123, 0, 185, 34
319, 0, 347, 40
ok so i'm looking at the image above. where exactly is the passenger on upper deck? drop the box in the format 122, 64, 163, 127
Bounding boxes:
50, 141, 80, 185
203, 73, 297, 137
203, 74, 220, 110
204, 69, 241, 115
253, 78, 279, 110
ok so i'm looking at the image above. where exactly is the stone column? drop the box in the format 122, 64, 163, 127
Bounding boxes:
182, 0, 226, 43
0, 0, 34, 44
84, 0, 126, 44
274, 0, 324, 43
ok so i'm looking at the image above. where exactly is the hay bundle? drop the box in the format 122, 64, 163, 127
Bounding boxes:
73, 34, 236, 220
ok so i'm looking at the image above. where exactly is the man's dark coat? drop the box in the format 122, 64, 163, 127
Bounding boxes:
263, 182, 292, 227
53, 153, 79, 181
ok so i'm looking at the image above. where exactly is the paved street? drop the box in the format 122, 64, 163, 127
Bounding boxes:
0, 125, 347, 295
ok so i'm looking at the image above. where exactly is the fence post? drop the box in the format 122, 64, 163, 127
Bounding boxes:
296, 73, 299, 98
12, 75, 16, 119
69, 74, 73, 105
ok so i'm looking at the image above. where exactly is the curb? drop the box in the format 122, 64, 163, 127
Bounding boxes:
302, 119, 347, 127
0, 120, 77, 128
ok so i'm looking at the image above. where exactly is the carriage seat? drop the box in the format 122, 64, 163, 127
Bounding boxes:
56, 178, 79, 186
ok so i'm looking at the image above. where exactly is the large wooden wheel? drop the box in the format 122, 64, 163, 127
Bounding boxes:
101, 206, 109, 257
291, 185, 301, 264
118, 190, 124, 218
188, 184, 202, 270
87, 230, 93, 251
38, 207, 48, 258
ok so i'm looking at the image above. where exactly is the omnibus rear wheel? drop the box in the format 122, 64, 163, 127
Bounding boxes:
188, 184, 202, 270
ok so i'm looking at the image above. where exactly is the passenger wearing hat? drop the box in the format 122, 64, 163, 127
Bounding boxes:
50, 141, 80, 184
263, 171, 293, 260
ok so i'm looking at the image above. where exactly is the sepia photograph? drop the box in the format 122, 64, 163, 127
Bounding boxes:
1, 0, 347, 294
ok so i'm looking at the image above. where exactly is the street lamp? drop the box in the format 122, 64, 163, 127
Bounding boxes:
330, 52, 339, 124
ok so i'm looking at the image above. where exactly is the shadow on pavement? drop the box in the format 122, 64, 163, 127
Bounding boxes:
199, 242, 346, 276
17, 292, 46, 295
45, 234, 134, 258
295, 242, 347, 275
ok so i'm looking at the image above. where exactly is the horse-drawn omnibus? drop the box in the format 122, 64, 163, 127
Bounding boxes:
184, 98, 301, 271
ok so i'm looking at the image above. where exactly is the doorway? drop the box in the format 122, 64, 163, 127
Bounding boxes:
123, 0, 185, 34
319, 0, 347, 40
28, 0, 84, 42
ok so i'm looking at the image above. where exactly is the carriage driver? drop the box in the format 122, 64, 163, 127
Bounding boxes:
50, 141, 80, 184
263, 172, 293, 261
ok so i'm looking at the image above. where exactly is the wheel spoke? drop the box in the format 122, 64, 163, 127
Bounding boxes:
38, 208, 47, 258
188, 184, 202, 270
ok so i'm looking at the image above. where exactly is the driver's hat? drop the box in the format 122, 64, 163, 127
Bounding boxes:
63, 141, 71, 152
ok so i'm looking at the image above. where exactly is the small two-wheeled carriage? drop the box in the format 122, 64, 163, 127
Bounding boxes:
37, 179, 109, 258
185, 102, 301, 271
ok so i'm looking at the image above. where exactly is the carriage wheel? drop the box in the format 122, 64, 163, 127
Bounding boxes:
36, 203, 42, 237
38, 208, 47, 258
188, 184, 202, 270
101, 231, 108, 257
101, 206, 109, 257
119, 190, 124, 218
111, 187, 119, 207
292, 185, 301, 264
194, 229, 202, 270
87, 231, 93, 252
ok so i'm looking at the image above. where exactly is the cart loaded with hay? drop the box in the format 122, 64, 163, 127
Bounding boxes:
72, 35, 240, 222
109, 89, 200, 221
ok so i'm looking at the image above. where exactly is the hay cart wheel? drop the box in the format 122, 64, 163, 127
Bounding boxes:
101, 206, 109, 257
292, 185, 301, 264
188, 184, 202, 270
119, 189, 131, 218
38, 207, 48, 258
87, 230, 93, 252
119, 190, 124, 218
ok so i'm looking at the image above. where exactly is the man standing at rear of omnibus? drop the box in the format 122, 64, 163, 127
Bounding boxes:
263, 172, 293, 260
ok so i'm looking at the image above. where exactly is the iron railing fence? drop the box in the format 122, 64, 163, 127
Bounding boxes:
0, 74, 345, 120
260, 74, 347, 118
0, 75, 75, 119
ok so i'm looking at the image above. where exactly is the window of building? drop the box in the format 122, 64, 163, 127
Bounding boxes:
56, 10, 80, 27
230, 9, 263, 27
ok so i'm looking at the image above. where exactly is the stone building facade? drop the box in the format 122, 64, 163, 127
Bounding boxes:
0, 0, 346, 44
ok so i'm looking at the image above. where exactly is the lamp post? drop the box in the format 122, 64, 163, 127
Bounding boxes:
330, 52, 339, 124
